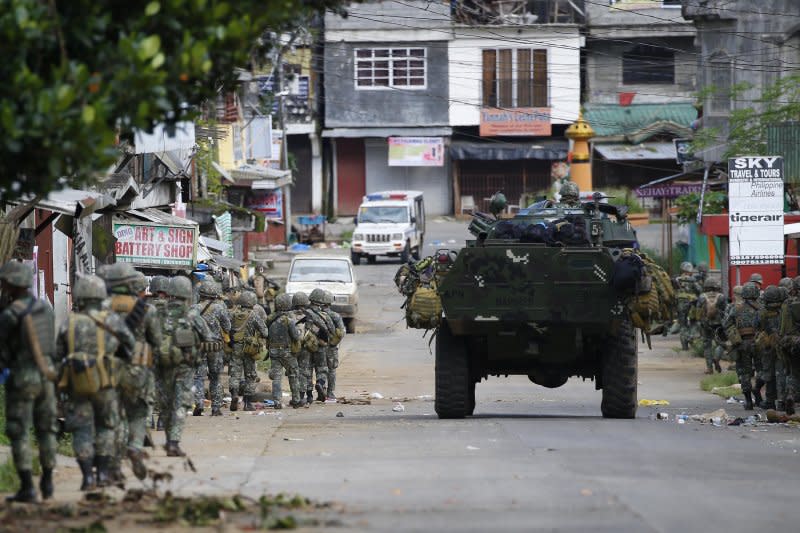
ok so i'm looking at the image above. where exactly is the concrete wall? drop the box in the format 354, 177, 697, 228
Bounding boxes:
585, 37, 696, 104
448, 28, 583, 126
323, 39, 450, 127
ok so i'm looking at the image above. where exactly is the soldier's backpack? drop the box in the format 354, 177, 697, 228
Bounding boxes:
231, 307, 261, 357
699, 293, 722, 324
159, 306, 198, 367
405, 284, 442, 330
58, 312, 115, 397
9, 298, 57, 388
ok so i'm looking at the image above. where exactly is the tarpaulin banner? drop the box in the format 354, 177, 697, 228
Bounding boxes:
113, 223, 197, 267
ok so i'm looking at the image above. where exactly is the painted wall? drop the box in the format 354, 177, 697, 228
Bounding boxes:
448, 28, 583, 126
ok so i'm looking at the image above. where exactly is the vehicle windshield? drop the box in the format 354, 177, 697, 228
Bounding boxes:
358, 206, 409, 224
289, 259, 353, 283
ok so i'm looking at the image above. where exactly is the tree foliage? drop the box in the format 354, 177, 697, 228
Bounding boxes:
674, 190, 727, 225
0, 0, 344, 201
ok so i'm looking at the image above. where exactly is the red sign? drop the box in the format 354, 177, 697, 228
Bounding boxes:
479, 107, 551, 137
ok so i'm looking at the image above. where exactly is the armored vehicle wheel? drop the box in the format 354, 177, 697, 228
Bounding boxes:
601, 317, 638, 419
435, 321, 472, 419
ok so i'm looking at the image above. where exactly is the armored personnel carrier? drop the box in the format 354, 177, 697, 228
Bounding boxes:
434, 194, 641, 419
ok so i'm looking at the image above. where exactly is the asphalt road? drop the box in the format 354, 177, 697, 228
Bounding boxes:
49, 220, 800, 531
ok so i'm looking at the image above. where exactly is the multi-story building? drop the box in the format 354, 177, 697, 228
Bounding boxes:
584, 0, 698, 188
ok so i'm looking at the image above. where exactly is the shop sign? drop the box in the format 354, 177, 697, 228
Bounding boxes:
113, 222, 197, 267
388, 137, 444, 167
247, 189, 284, 220
728, 156, 784, 265
635, 183, 704, 198
479, 107, 551, 137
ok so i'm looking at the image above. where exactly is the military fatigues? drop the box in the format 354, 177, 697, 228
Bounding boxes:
253, 272, 277, 314
57, 308, 135, 462
108, 294, 162, 457
675, 274, 702, 350
724, 298, 761, 404
0, 295, 59, 490
268, 311, 303, 406
756, 298, 784, 409
697, 289, 727, 372
192, 297, 231, 413
301, 307, 333, 399
780, 294, 800, 413
322, 307, 345, 398
158, 299, 213, 448
229, 304, 268, 405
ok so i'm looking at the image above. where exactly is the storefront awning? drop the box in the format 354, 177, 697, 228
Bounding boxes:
322, 127, 453, 138
210, 253, 245, 270
10, 188, 116, 217
594, 142, 677, 161
450, 140, 568, 161
115, 208, 197, 227
230, 164, 292, 189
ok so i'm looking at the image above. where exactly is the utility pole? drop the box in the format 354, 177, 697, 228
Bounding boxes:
275, 43, 295, 246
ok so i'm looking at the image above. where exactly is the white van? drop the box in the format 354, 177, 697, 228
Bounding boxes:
350, 191, 425, 265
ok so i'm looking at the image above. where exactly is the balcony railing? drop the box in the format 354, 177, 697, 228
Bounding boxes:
453, 0, 585, 26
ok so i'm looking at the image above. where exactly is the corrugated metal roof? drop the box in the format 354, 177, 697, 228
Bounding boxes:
584, 103, 697, 138
768, 122, 800, 185
322, 127, 453, 138
115, 208, 198, 227
594, 142, 677, 161
11, 188, 116, 216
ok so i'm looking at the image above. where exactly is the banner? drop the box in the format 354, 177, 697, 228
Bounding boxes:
479, 107, 551, 136
113, 222, 198, 267
728, 156, 784, 265
247, 189, 283, 220
213, 212, 234, 258
388, 137, 444, 166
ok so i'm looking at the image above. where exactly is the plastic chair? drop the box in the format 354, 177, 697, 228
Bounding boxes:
460, 195, 476, 214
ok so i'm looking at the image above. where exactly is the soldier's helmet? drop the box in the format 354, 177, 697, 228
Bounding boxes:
149, 275, 169, 295
749, 273, 763, 286
198, 280, 217, 298
322, 290, 334, 306
309, 288, 326, 305
779, 277, 793, 290
0, 260, 33, 288
703, 277, 721, 291
733, 285, 743, 297
559, 181, 579, 203
793, 276, 800, 292
276, 293, 293, 311
238, 291, 257, 308
680, 261, 693, 274
132, 272, 148, 294
103, 263, 138, 292
696, 262, 709, 274
742, 282, 760, 300
293, 291, 310, 308
167, 276, 193, 301
764, 285, 786, 304
74, 275, 107, 302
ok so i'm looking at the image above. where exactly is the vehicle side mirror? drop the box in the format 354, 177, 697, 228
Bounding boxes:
410, 216, 416, 223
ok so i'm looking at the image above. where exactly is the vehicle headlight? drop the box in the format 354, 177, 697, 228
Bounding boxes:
334, 294, 349, 303
392, 233, 403, 241
352, 233, 363, 241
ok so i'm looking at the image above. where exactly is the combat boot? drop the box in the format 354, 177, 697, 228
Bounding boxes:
229, 395, 239, 411
752, 384, 764, 408
273, 401, 282, 410
785, 397, 796, 415
714, 360, 722, 373
165, 441, 186, 457
39, 468, 53, 500
156, 416, 164, 431
315, 380, 327, 402
192, 405, 204, 416
78, 459, 96, 491
306, 389, 314, 404
744, 391, 754, 410
211, 407, 223, 416
764, 381, 778, 410
127, 448, 147, 481
704, 367, 713, 375
6, 470, 36, 503
95, 456, 112, 488
243, 395, 255, 411
776, 400, 785, 411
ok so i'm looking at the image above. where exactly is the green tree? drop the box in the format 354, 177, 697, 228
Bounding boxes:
0, 0, 343, 201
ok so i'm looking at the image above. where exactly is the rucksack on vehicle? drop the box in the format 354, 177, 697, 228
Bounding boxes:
405, 285, 442, 330
58, 313, 115, 397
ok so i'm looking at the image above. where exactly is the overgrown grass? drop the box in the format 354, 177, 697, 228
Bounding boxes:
701, 371, 739, 392
340, 229, 353, 242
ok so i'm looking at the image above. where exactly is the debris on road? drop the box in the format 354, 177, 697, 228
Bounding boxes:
370, 392, 384, 399
336, 412, 344, 417
284, 437, 305, 441
639, 399, 670, 406
466, 445, 480, 451
337, 397, 371, 405
691, 409, 729, 424
392, 403, 405, 412
726, 396, 742, 404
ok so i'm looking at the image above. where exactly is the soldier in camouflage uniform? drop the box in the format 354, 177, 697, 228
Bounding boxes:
313, 289, 346, 400
103, 265, 162, 481
779, 277, 800, 414
229, 291, 268, 411
693, 262, 709, 286
755, 285, 786, 410
253, 263, 279, 314
675, 262, 702, 350
294, 291, 331, 403
0, 261, 59, 502
159, 276, 213, 456
288, 293, 314, 405
557, 181, 581, 208
148, 275, 170, 431
696, 277, 726, 374
192, 281, 230, 416
724, 282, 761, 410
774, 278, 794, 410
57, 275, 135, 490
269, 294, 304, 408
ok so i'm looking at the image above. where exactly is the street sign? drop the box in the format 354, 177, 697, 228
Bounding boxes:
728, 156, 784, 265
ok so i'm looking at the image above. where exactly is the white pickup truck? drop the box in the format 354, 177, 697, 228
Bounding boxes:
350, 191, 425, 265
